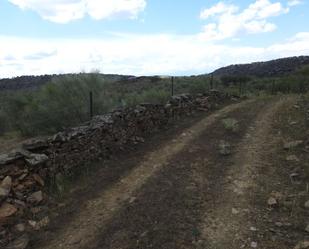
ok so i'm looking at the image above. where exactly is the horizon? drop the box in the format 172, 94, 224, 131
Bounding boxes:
1, 54, 308, 80
1, 0, 309, 77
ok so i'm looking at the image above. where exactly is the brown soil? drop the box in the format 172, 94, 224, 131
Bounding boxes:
30, 96, 307, 249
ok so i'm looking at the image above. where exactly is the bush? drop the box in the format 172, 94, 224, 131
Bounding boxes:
222, 118, 239, 132
1, 73, 112, 136
0, 74, 171, 136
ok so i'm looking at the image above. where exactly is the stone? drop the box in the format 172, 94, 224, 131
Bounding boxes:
22, 139, 48, 151
25, 154, 48, 166
129, 197, 137, 204
290, 121, 298, 125
251, 241, 258, 248
52, 133, 67, 143
18, 174, 28, 181
5, 234, 29, 249
219, 140, 231, 156
294, 241, 309, 249
27, 191, 43, 204
28, 218, 49, 231
68, 236, 82, 245
284, 140, 303, 150
232, 208, 239, 214
13, 199, 26, 208
0, 203, 18, 219
305, 224, 309, 233
8, 149, 31, 159
0, 154, 17, 165
294, 105, 300, 109
0, 176, 12, 199
28, 220, 37, 230
267, 197, 278, 207
304, 200, 309, 209
275, 222, 283, 227
33, 174, 45, 186
270, 191, 283, 201
286, 155, 300, 162
30, 207, 42, 214
36, 216, 50, 230
290, 172, 300, 181
135, 137, 145, 143
14, 224, 26, 233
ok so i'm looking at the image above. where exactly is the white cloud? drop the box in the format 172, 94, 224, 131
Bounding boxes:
200, 2, 238, 19
23, 50, 58, 60
199, 0, 289, 41
8, 0, 146, 23
0, 32, 309, 78
287, 0, 302, 6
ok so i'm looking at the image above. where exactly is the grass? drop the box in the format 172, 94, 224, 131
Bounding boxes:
222, 118, 239, 133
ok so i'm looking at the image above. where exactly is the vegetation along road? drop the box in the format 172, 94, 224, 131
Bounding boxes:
27, 95, 309, 249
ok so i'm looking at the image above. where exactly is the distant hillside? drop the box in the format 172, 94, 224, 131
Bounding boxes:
212, 56, 309, 77
0, 74, 132, 92
2, 56, 309, 92
0, 75, 53, 91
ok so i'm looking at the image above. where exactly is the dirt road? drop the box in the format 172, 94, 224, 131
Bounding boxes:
31, 96, 303, 249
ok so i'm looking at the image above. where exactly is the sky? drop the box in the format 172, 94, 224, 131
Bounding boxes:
0, 0, 309, 78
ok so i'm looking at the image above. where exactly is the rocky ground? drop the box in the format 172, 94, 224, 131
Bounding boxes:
1, 94, 309, 249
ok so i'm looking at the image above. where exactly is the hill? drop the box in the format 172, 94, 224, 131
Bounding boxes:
0, 74, 132, 91
1, 56, 309, 92
211, 56, 309, 77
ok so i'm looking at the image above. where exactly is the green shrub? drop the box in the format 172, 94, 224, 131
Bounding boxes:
222, 118, 239, 132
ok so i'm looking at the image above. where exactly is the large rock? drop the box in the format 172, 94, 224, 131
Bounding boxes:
22, 139, 48, 151
0, 154, 17, 165
25, 154, 49, 166
267, 197, 278, 207
0, 203, 17, 219
52, 132, 67, 143
33, 174, 45, 186
5, 234, 29, 249
27, 191, 43, 204
284, 140, 303, 150
0, 176, 12, 200
286, 155, 300, 162
294, 241, 309, 249
304, 200, 309, 209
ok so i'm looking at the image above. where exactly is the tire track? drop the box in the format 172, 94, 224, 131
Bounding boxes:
35, 99, 254, 249
91, 99, 269, 249
198, 96, 296, 249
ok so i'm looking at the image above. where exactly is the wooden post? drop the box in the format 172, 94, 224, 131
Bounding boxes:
239, 81, 242, 96
271, 80, 275, 95
89, 91, 93, 119
171, 76, 174, 96
210, 74, 214, 90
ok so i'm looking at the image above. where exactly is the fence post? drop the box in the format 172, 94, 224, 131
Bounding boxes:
271, 80, 275, 95
171, 76, 174, 96
89, 91, 93, 119
210, 74, 214, 90
239, 81, 242, 96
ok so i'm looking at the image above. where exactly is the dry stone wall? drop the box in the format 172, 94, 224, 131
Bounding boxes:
0, 91, 231, 248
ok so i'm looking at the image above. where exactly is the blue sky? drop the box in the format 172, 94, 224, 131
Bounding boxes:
0, 0, 309, 77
